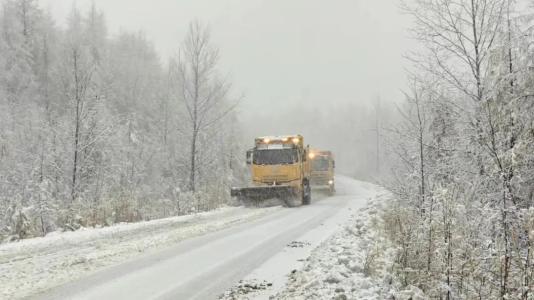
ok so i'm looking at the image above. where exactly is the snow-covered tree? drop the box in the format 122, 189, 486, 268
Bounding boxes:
385, 0, 534, 298
0, 2, 244, 241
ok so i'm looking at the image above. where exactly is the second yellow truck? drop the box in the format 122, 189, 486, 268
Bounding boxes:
309, 150, 335, 195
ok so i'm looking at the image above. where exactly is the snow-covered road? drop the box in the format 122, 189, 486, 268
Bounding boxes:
30, 176, 378, 300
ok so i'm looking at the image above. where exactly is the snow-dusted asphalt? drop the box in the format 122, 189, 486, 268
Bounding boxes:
34, 176, 378, 300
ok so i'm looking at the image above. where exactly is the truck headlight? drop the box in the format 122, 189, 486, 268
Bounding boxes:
328, 180, 334, 185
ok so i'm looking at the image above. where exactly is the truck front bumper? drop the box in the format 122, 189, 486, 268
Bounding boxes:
230, 185, 299, 200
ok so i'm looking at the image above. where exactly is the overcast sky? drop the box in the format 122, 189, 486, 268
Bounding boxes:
40, 0, 413, 111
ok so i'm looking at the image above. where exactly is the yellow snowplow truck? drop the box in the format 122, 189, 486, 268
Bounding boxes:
309, 150, 335, 195
231, 135, 312, 207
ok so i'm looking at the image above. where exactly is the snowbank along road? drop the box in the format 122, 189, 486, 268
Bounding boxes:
24, 175, 380, 300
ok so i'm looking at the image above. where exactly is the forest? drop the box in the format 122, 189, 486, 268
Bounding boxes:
384, 0, 534, 299
0, 0, 244, 240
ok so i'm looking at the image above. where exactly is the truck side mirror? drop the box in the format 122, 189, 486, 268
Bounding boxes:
246, 150, 253, 165
333, 160, 335, 168
304, 145, 310, 161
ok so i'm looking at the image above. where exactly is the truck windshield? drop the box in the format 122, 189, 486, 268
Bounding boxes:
312, 157, 330, 171
253, 149, 298, 165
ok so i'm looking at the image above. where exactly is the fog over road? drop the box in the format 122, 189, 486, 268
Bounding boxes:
35, 176, 378, 300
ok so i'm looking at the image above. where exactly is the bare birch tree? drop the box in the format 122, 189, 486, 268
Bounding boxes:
173, 21, 232, 192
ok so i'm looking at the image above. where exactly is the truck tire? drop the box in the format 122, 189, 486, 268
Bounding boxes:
302, 181, 311, 205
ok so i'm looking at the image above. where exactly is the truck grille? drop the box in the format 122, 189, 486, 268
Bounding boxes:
311, 174, 330, 185
261, 175, 289, 182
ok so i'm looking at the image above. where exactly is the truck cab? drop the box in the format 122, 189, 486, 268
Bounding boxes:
232, 135, 312, 207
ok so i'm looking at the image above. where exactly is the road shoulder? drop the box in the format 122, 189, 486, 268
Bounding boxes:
221, 181, 393, 300
273, 190, 396, 299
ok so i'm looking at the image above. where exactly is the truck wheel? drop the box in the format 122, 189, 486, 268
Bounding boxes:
302, 181, 311, 205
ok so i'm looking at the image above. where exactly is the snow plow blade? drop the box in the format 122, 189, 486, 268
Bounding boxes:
230, 185, 300, 207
